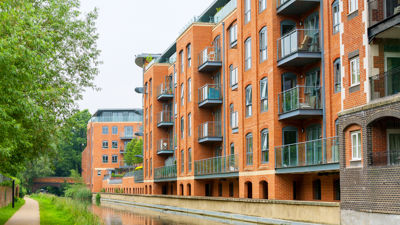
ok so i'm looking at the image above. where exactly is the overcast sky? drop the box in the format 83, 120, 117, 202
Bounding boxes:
78, 0, 214, 114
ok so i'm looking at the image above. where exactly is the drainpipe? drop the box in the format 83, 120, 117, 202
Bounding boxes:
320, 1, 327, 160
222, 22, 226, 156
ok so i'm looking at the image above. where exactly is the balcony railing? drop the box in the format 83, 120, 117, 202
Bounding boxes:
109, 179, 122, 184
278, 86, 322, 118
198, 121, 222, 142
154, 165, 177, 180
368, 0, 400, 27
275, 137, 339, 169
369, 66, 400, 101
157, 111, 173, 127
157, 138, 174, 154
198, 46, 222, 72
123, 171, 135, 177
120, 131, 134, 139
198, 84, 222, 107
277, 29, 320, 65
195, 154, 239, 176
156, 81, 173, 100
368, 151, 400, 167
214, 0, 237, 24
134, 170, 143, 183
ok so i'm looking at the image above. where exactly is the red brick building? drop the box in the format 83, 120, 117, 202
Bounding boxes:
82, 109, 143, 192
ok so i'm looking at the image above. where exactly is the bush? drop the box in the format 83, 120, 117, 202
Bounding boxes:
100, 188, 105, 193
95, 193, 100, 206
64, 185, 92, 200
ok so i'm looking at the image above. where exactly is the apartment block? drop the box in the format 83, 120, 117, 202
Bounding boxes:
129, 0, 399, 222
82, 109, 143, 192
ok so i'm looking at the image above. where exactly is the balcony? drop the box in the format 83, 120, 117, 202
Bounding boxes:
156, 82, 173, 101
135, 125, 143, 137
194, 154, 239, 179
134, 170, 143, 183
368, 0, 400, 41
276, 0, 319, 15
275, 137, 339, 174
157, 138, 174, 155
157, 111, 173, 128
198, 84, 222, 108
198, 121, 222, 143
198, 46, 222, 72
370, 66, 400, 101
278, 86, 323, 120
154, 165, 177, 182
277, 29, 321, 67
120, 131, 134, 140
214, 0, 237, 24
368, 151, 400, 167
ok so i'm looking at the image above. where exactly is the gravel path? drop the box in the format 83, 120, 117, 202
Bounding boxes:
5, 196, 40, 225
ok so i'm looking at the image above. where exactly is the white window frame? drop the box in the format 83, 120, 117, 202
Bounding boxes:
244, 0, 251, 24
245, 38, 252, 70
229, 23, 238, 47
188, 148, 192, 172
332, 1, 340, 34
348, 0, 358, 14
350, 56, 360, 86
259, 27, 267, 63
112, 155, 118, 163
188, 78, 191, 102
102, 141, 108, 149
260, 78, 268, 112
102, 126, 108, 134
245, 85, 252, 117
259, 0, 266, 13
97, 170, 101, 176
230, 65, 238, 88
188, 113, 192, 137
102, 155, 108, 163
112, 141, 118, 149
246, 133, 253, 165
180, 83, 184, 105
261, 129, 269, 163
187, 44, 191, 68
351, 130, 361, 160
112, 126, 118, 135
334, 58, 341, 93
180, 50, 184, 73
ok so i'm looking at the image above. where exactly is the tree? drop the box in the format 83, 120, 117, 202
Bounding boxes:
0, 0, 100, 175
124, 139, 143, 166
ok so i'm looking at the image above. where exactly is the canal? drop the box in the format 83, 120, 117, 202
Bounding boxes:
92, 201, 260, 225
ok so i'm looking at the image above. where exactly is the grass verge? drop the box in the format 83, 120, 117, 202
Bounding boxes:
31, 194, 100, 225
0, 198, 25, 225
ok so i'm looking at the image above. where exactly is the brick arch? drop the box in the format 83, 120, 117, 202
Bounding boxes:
366, 110, 400, 126
341, 120, 363, 133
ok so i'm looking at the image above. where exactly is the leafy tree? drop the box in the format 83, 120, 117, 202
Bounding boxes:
124, 139, 143, 166
0, 0, 100, 175
17, 156, 55, 191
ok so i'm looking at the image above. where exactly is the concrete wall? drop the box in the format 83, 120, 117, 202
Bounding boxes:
98, 193, 340, 225
341, 209, 400, 225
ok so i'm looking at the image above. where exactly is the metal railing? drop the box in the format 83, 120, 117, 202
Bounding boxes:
157, 138, 174, 152
198, 121, 222, 140
368, 0, 400, 27
156, 81, 173, 98
275, 136, 339, 169
278, 86, 322, 114
368, 151, 400, 166
134, 170, 143, 183
109, 179, 122, 184
120, 131, 134, 139
103, 174, 111, 180
277, 29, 320, 61
214, 0, 237, 24
276, 0, 293, 8
154, 165, 177, 180
369, 66, 400, 100
157, 111, 173, 124
198, 46, 221, 66
195, 154, 239, 176
198, 84, 222, 104
123, 171, 135, 177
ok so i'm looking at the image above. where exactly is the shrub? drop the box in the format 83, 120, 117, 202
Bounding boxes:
95, 193, 101, 206
64, 185, 92, 200
100, 188, 105, 193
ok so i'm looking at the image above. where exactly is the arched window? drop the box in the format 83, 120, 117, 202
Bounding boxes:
260, 77, 268, 112
245, 85, 252, 117
261, 129, 269, 163
259, 27, 267, 62
244, 38, 252, 70
333, 58, 341, 93
246, 133, 253, 165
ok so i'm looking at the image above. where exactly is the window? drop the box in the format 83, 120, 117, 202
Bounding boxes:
179, 50, 184, 73
261, 129, 269, 163
150, 105, 152, 123
174, 103, 177, 117
102, 155, 108, 163
149, 79, 152, 97
260, 78, 268, 112
174, 69, 177, 86
350, 56, 360, 86
230, 65, 238, 88
112, 141, 118, 149
187, 44, 191, 68
332, 1, 340, 34
145, 159, 148, 177
180, 116, 184, 139
188, 78, 191, 102
102, 141, 108, 149
150, 131, 152, 149
334, 58, 341, 93
181, 150, 184, 174
244, 0, 251, 24
351, 130, 361, 160
112, 155, 118, 163
188, 113, 192, 137
259, 0, 266, 12
246, 133, 253, 165
144, 82, 148, 95
124, 126, 133, 137
102, 126, 108, 134
348, 0, 358, 14
245, 85, 252, 117
112, 126, 118, 135
97, 170, 101, 176
150, 158, 152, 176
180, 83, 184, 105
230, 143, 235, 155
229, 23, 238, 47
259, 27, 267, 63
245, 38, 252, 70
188, 148, 192, 172
230, 104, 238, 130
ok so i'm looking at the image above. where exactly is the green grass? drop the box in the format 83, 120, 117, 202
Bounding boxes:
31, 194, 100, 225
0, 198, 25, 225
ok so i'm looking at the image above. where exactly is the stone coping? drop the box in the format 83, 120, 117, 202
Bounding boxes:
95, 192, 340, 207
338, 95, 400, 116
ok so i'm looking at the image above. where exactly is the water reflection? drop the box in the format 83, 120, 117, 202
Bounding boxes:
92, 201, 256, 225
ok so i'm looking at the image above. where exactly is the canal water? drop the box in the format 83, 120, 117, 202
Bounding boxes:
92, 201, 259, 225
